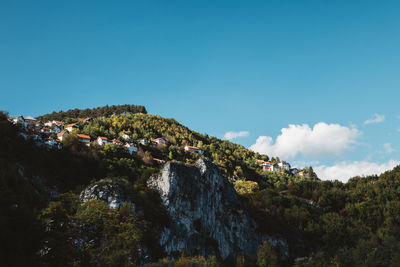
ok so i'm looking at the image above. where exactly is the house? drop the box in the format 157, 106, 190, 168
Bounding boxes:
152, 138, 168, 145
53, 121, 64, 127
290, 168, 299, 175
79, 117, 92, 123
121, 133, 130, 141
57, 130, 68, 141
184, 145, 204, 154
97, 136, 112, 146
278, 162, 291, 171
77, 134, 91, 146
65, 123, 79, 132
45, 120, 63, 127
153, 158, 165, 164
260, 161, 271, 167
138, 138, 150, 145
24, 116, 40, 129
40, 127, 51, 134
298, 171, 310, 178
125, 143, 138, 154
150, 140, 158, 147
263, 163, 279, 172
9, 115, 27, 128
51, 125, 61, 134
112, 139, 124, 146
44, 121, 53, 127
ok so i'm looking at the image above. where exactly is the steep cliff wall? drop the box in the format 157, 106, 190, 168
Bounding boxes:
148, 158, 287, 260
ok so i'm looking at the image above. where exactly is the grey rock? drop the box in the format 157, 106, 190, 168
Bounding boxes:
148, 158, 288, 260
79, 179, 129, 209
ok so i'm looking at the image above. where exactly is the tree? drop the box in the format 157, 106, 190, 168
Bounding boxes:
257, 241, 278, 267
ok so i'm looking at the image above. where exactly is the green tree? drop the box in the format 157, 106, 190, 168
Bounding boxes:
257, 241, 278, 267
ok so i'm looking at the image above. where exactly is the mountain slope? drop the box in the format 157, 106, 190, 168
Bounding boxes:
2, 106, 400, 266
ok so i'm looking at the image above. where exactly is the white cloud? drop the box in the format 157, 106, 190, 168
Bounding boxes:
224, 131, 249, 140
384, 143, 395, 153
249, 122, 360, 159
364, 114, 385, 125
314, 160, 400, 182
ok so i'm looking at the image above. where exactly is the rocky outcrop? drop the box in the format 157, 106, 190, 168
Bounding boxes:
79, 178, 129, 209
148, 158, 288, 260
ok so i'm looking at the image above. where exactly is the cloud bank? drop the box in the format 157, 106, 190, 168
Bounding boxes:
314, 160, 400, 182
224, 131, 250, 140
364, 114, 385, 125
249, 122, 360, 159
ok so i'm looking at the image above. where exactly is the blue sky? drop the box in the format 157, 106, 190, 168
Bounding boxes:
1, 0, 400, 181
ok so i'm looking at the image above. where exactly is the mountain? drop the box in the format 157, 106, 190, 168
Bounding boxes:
1, 105, 400, 266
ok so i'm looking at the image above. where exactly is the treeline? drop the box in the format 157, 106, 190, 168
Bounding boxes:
36, 104, 147, 121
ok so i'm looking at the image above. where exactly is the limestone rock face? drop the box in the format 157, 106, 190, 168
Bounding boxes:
79, 179, 127, 209
148, 158, 288, 259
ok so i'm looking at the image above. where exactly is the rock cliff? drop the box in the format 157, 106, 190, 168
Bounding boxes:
148, 158, 288, 260
79, 178, 129, 209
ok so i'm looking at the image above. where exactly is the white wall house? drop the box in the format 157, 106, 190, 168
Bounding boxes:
65, 123, 79, 132
278, 162, 291, 171
184, 145, 204, 154
77, 134, 91, 146
138, 138, 150, 145
57, 130, 68, 141
121, 133, 130, 141
10, 116, 28, 128
97, 136, 112, 146
153, 138, 168, 145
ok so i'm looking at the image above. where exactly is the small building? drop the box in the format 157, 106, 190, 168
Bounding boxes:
65, 123, 79, 132
25, 116, 40, 129
53, 121, 64, 127
77, 134, 91, 146
138, 138, 150, 145
153, 158, 165, 164
121, 133, 131, 141
9, 115, 27, 128
278, 162, 291, 172
290, 168, 298, 175
152, 138, 168, 145
298, 171, 310, 178
184, 145, 204, 154
97, 136, 112, 146
263, 163, 279, 172
112, 139, 124, 146
57, 130, 68, 141
125, 143, 138, 154
79, 117, 92, 123
40, 127, 51, 134
51, 125, 61, 134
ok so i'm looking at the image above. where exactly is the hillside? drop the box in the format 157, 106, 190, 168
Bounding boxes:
2, 105, 400, 266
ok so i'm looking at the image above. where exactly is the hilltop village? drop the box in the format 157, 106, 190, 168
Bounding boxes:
7, 114, 313, 178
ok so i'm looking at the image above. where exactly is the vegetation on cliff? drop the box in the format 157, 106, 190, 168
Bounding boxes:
2, 105, 400, 266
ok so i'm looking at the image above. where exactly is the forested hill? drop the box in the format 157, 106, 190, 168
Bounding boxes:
2, 106, 400, 266
36, 104, 147, 122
